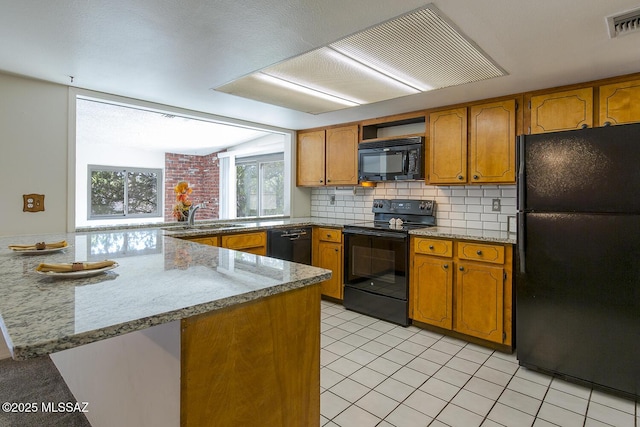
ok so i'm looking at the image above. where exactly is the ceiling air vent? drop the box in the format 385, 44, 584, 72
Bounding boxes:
606, 8, 640, 38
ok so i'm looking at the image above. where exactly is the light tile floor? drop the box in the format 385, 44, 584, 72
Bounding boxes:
320, 300, 639, 427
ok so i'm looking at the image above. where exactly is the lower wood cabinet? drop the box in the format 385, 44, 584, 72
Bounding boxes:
220, 231, 267, 256
412, 254, 453, 329
455, 261, 505, 343
312, 227, 343, 300
180, 231, 267, 256
410, 237, 513, 348
183, 235, 220, 247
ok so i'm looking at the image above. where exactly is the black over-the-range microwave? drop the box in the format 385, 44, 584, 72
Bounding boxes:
358, 136, 424, 182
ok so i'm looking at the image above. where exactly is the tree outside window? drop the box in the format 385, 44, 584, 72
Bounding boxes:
89, 166, 162, 219
236, 154, 284, 218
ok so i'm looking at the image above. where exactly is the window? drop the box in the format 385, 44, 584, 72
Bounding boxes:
88, 165, 162, 219
235, 153, 284, 218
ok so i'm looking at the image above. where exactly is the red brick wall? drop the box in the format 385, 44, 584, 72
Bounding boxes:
164, 151, 224, 221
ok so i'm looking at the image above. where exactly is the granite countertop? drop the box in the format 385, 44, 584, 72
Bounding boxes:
409, 226, 517, 244
159, 217, 516, 244
0, 229, 331, 360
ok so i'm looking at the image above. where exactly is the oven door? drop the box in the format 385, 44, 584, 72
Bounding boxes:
343, 229, 409, 300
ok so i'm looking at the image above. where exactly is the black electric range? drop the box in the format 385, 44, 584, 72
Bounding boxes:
342, 199, 436, 325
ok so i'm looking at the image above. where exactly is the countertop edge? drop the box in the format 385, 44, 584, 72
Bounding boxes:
8, 271, 331, 360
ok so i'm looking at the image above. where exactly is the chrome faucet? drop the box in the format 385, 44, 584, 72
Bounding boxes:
187, 203, 206, 227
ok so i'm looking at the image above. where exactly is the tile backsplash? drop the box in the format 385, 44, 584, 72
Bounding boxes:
311, 182, 516, 231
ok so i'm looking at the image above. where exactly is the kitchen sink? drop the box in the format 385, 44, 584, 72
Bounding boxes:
162, 223, 244, 231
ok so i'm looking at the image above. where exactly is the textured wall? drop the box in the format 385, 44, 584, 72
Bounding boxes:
311, 182, 516, 231
164, 152, 223, 221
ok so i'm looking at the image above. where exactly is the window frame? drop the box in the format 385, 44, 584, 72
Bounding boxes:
87, 165, 163, 220
235, 152, 285, 219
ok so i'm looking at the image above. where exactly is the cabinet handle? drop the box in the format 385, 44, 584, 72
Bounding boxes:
326, 234, 331, 238
335, 248, 339, 252
319, 179, 323, 183
459, 266, 464, 271
476, 250, 483, 255
429, 245, 434, 250
327, 179, 331, 182
458, 175, 464, 180
473, 175, 479, 180
443, 264, 449, 269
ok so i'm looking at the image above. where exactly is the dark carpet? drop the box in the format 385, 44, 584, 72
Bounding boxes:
0, 356, 91, 427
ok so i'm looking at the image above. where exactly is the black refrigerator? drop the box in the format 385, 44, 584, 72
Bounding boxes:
516, 123, 640, 398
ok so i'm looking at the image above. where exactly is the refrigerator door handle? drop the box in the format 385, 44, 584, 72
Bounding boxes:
517, 135, 526, 212
517, 212, 526, 273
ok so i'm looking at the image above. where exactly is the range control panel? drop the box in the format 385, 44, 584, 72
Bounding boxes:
372, 199, 435, 215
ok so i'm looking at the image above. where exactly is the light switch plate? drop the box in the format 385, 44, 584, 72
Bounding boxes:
23, 194, 45, 212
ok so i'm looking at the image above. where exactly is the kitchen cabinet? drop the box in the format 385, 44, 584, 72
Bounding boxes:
428, 107, 467, 184
410, 237, 513, 348
411, 238, 453, 329
296, 125, 358, 186
599, 78, 640, 126
183, 235, 220, 246
469, 99, 516, 183
296, 130, 325, 186
221, 231, 267, 256
427, 99, 516, 185
455, 261, 504, 343
528, 87, 593, 134
313, 227, 343, 300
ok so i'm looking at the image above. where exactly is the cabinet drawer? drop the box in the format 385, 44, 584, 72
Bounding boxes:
221, 232, 266, 250
317, 228, 342, 243
413, 238, 453, 257
457, 242, 504, 264
186, 236, 219, 247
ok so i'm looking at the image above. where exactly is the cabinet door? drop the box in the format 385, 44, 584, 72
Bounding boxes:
428, 108, 467, 184
186, 236, 219, 246
317, 241, 343, 300
599, 79, 640, 126
530, 88, 593, 134
411, 254, 453, 329
469, 99, 516, 183
454, 262, 504, 343
221, 232, 267, 256
297, 130, 326, 186
326, 125, 358, 186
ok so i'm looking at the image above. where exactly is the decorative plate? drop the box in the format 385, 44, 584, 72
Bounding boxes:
11, 246, 69, 255
35, 263, 118, 279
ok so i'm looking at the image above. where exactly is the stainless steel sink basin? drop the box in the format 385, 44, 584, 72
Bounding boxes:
163, 223, 244, 231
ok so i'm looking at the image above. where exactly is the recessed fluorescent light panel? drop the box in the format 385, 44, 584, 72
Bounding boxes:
214, 4, 506, 114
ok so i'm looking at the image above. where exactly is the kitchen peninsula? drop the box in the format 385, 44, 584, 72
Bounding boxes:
0, 228, 331, 427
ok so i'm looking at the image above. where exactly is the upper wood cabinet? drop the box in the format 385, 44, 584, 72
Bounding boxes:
469, 99, 517, 183
529, 88, 593, 134
325, 125, 359, 185
296, 125, 358, 187
427, 100, 516, 185
428, 107, 467, 184
296, 130, 326, 186
599, 78, 640, 126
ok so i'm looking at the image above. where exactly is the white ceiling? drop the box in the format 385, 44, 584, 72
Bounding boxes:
2, 0, 640, 132
76, 98, 276, 154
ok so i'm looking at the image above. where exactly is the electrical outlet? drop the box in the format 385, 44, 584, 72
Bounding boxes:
492, 198, 501, 212
329, 195, 335, 205
23, 194, 45, 212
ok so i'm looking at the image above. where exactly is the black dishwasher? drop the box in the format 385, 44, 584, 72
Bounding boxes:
266, 227, 312, 265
